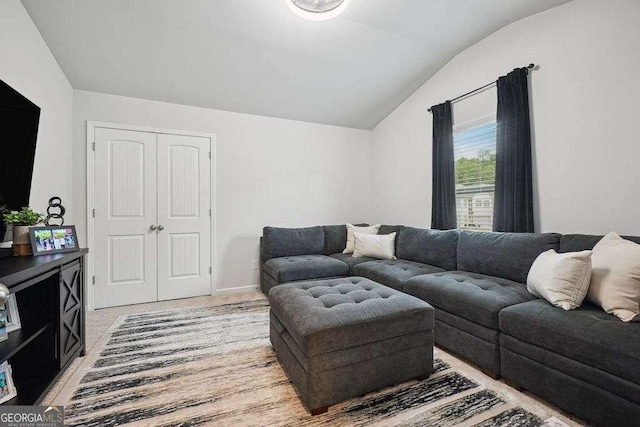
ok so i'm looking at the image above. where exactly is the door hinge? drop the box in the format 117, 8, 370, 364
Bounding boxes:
208, 266, 212, 275
208, 151, 212, 159
209, 208, 212, 217
92, 208, 96, 218
92, 142, 96, 151
92, 275, 96, 285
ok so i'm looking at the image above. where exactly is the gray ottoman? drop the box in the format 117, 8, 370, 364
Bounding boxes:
269, 277, 434, 415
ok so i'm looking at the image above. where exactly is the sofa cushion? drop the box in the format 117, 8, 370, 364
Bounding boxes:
323, 225, 347, 255
268, 277, 434, 356
500, 299, 640, 385
379, 224, 403, 235
457, 231, 561, 283
263, 255, 349, 283
329, 253, 377, 274
587, 232, 640, 322
323, 223, 369, 255
353, 232, 397, 260
404, 271, 536, 329
526, 249, 593, 311
396, 227, 458, 271
353, 259, 444, 291
560, 233, 640, 253
345, 223, 380, 254
379, 225, 404, 250
262, 226, 324, 261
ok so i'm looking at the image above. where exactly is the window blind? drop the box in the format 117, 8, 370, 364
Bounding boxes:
453, 116, 496, 232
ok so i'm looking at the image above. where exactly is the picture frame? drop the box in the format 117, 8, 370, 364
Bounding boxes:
29, 225, 79, 256
0, 294, 21, 334
0, 361, 17, 404
0, 315, 6, 343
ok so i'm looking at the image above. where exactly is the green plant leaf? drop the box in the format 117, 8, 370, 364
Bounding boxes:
2, 207, 45, 226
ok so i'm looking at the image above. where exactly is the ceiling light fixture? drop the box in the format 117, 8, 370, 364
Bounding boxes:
286, 0, 350, 21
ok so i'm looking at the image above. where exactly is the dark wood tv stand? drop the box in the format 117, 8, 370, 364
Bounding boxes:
0, 249, 87, 405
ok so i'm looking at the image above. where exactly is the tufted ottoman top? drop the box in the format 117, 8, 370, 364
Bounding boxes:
269, 277, 433, 356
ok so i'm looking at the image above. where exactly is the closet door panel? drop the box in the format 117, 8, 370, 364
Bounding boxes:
156, 133, 211, 300
93, 128, 158, 308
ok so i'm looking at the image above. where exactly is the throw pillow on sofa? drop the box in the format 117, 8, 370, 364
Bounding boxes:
343, 223, 380, 254
526, 249, 593, 310
587, 232, 640, 322
353, 232, 397, 260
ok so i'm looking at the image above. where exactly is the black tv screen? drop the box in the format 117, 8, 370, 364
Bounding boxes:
0, 79, 40, 211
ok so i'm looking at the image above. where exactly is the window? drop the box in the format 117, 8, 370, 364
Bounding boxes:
453, 116, 496, 232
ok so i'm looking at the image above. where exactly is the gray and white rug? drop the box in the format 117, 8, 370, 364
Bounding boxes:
53, 300, 571, 426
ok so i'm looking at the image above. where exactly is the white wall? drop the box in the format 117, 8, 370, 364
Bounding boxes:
73, 90, 372, 294
372, 0, 640, 235
0, 0, 74, 217
9, 0, 638, 302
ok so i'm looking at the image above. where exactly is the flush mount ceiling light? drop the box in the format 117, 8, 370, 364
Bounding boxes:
286, 0, 350, 21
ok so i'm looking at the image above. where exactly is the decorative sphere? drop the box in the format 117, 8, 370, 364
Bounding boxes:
0, 284, 9, 305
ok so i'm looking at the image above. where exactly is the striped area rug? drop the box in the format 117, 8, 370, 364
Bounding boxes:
53, 300, 569, 426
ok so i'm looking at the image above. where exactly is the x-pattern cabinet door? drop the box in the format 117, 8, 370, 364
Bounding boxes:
60, 261, 83, 368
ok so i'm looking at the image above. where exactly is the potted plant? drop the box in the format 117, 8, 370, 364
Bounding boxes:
3, 207, 45, 256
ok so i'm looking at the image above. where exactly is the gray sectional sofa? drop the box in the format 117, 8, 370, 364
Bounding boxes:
260, 224, 640, 426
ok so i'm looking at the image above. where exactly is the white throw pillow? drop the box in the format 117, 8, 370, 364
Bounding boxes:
526, 249, 593, 310
587, 232, 640, 322
343, 223, 380, 254
353, 232, 397, 260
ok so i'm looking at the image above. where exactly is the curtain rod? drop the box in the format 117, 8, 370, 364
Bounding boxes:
427, 63, 536, 113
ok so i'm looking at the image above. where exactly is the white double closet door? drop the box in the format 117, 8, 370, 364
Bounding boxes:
93, 127, 211, 309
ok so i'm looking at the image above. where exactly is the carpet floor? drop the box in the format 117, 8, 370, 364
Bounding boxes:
49, 296, 582, 426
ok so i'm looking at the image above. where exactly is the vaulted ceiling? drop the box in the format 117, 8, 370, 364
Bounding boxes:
22, 0, 572, 129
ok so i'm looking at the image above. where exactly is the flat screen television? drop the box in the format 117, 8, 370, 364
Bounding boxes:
0, 79, 40, 212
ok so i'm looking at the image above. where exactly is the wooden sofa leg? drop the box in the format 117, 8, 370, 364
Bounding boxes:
504, 378, 523, 391
480, 367, 501, 380
310, 406, 329, 416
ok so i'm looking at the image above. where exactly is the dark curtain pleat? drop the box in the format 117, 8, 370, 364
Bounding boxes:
431, 101, 457, 230
493, 68, 534, 232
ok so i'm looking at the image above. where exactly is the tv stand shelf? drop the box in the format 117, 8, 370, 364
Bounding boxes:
0, 249, 87, 405
0, 323, 50, 362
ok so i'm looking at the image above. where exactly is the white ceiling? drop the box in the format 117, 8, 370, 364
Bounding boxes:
22, 0, 572, 130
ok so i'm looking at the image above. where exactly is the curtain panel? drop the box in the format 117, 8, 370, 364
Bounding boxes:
431, 101, 457, 230
493, 68, 534, 233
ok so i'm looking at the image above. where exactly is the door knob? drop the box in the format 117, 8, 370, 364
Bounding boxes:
157, 225, 165, 231
149, 224, 157, 231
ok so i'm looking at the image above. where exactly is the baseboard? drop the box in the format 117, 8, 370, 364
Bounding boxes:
214, 285, 260, 295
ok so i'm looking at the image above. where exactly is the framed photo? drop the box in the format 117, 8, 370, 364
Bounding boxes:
0, 294, 21, 333
0, 361, 17, 404
0, 315, 6, 343
29, 225, 79, 256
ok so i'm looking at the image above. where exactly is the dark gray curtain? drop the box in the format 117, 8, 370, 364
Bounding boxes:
431, 101, 456, 230
493, 67, 534, 232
